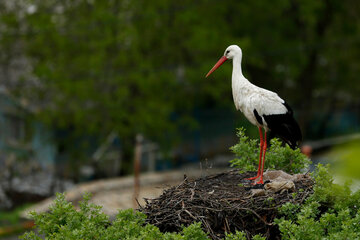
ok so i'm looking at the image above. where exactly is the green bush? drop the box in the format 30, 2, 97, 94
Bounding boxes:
21, 193, 264, 240
275, 164, 360, 240
230, 128, 310, 174
230, 130, 360, 239
20, 193, 207, 240
225, 231, 265, 240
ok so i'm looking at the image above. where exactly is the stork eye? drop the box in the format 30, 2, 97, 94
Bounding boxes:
226, 50, 230, 54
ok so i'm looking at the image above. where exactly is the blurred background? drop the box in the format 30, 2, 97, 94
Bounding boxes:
0, 0, 360, 238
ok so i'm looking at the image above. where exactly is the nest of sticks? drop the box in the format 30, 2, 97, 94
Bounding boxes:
140, 170, 314, 240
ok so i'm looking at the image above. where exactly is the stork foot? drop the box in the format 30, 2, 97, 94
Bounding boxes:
255, 179, 264, 185
246, 175, 259, 181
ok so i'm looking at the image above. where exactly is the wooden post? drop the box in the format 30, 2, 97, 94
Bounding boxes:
133, 134, 143, 208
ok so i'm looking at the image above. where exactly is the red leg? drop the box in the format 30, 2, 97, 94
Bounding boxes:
256, 131, 267, 184
246, 127, 263, 180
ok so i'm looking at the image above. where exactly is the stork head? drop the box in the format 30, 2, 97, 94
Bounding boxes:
223, 45, 242, 60
206, 45, 242, 78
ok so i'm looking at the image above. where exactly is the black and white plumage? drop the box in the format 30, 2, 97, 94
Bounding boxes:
206, 45, 302, 184
262, 102, 302, 149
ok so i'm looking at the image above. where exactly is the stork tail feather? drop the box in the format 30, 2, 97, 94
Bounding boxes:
263, 112, 302, 149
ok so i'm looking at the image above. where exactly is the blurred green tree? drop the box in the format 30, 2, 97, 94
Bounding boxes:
0, 0, 359, 176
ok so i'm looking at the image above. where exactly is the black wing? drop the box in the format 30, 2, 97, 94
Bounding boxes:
262, 102, 302, 149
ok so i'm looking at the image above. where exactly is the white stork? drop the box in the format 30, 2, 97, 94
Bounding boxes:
206, 45, 302, 184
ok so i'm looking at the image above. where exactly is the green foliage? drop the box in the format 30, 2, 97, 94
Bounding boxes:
21, 193, 108, 240
230, 128, 310, 173
229, 128, 258, 172
224, 231, 247, 240
225, 231, 265, 240
0, 203, 32, 225
21, 193, 267, 240
251, 235, 266, 240
1, 0, 360, 170
275, 164, 360, 240
21, 193, 210, 240
265, 138, 310, 174
331, 140, 360, 180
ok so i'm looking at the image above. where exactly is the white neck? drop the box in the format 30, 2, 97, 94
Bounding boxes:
232, 55, 243, 77
232, 55, 249, 84
231, 55, 253, 110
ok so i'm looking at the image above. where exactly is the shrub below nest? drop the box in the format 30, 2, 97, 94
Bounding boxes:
141, 170, 313, 240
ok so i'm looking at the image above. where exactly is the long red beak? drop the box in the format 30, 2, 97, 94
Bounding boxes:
205, 56, 228, 78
